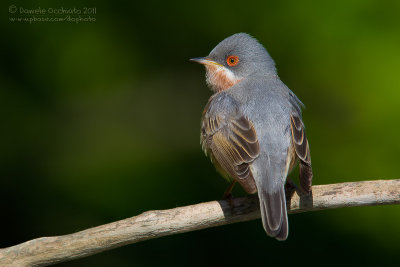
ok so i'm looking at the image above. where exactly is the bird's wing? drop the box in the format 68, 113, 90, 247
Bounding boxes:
201, 110, 260, 194
290, 113, 313, 193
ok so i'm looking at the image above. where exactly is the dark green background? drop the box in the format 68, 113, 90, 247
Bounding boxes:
2, 0, 400, 266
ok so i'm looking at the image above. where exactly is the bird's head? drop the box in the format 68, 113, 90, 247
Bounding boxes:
191, 33, 276, 93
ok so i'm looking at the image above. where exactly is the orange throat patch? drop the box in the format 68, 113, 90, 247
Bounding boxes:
205, 65, 241, 92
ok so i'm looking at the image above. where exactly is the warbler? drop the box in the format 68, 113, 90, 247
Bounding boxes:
191, 33, 312, 240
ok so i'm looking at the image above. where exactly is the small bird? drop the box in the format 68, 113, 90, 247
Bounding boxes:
191, 33, 312, 240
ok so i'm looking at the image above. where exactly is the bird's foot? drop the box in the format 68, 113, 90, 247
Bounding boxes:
223, 182, 236, 214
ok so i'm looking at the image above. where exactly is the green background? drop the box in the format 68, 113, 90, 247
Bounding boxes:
2, 0, 400, 266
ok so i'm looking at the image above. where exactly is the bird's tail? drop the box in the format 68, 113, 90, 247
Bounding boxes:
258, 185, 288, 240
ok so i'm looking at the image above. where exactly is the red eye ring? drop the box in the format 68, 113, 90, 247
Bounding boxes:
226, 55, 239, 66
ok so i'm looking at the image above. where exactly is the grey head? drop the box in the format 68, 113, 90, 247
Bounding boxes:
191, 33, 277, 92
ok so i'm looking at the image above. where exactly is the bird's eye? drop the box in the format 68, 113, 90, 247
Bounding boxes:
226, 55, 239, 67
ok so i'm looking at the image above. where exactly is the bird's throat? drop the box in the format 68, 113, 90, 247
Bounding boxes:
205, 65, 241, 92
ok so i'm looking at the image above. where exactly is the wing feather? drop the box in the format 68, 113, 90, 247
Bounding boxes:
290, 114, 313, 193
201, 114, 260, 194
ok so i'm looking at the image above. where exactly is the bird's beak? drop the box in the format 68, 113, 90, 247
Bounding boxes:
190, 57, 222, 67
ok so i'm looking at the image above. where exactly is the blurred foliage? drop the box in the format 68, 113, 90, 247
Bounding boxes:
1, 0, 400, 266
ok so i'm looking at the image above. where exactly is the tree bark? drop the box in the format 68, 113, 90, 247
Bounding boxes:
1, 179, 399, 266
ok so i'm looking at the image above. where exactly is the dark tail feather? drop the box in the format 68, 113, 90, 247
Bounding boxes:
299, 162, 313, 194
258, 186, 289, 241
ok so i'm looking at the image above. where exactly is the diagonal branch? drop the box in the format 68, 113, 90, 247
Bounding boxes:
1, 179, 400, 266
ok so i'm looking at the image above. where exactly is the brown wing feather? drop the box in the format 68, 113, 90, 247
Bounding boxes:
290, 114, 313, 193
201, 115, 260, 194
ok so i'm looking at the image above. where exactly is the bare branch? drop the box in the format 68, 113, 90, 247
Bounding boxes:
1, 179, 399, 266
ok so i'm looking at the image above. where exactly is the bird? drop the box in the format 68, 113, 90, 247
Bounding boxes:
191, 33, 312, 240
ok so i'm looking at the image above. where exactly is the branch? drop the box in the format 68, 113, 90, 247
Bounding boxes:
1, 179, 400, 266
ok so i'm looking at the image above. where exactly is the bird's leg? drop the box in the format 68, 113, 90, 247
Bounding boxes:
286, 178, 309, 198
285, 178, 297, 206
223, 181, 236, 212
223, 181, 236, 199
